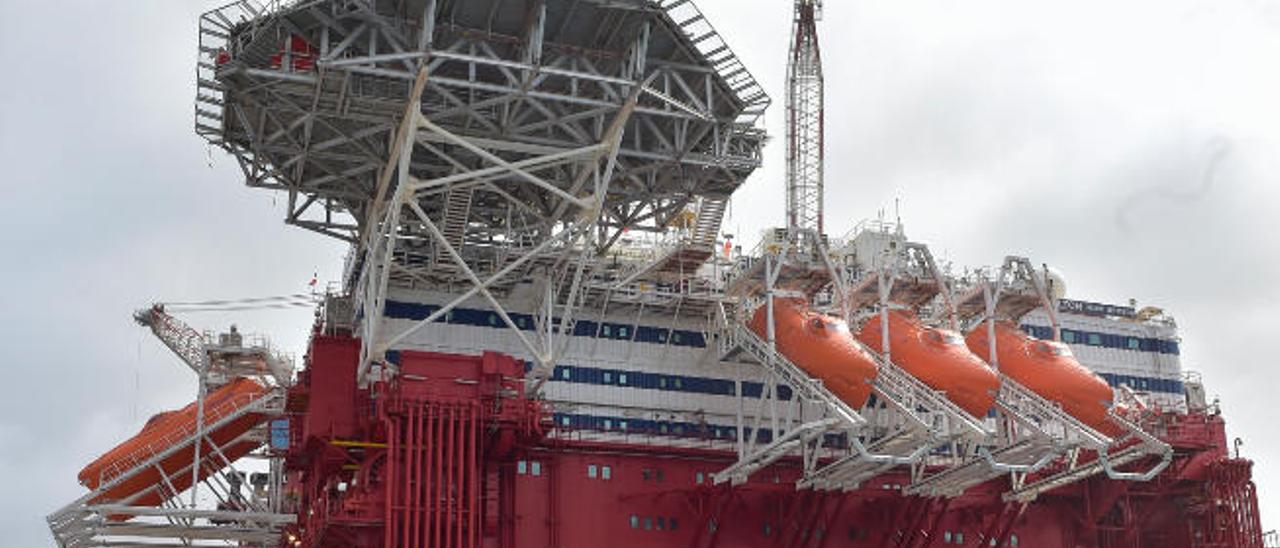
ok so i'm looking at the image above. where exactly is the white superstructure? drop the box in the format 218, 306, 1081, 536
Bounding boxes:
1022, 302, 1185, 412
364, 243, 1190, 453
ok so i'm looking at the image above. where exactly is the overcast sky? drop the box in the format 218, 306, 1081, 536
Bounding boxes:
2, 0, 1279, 545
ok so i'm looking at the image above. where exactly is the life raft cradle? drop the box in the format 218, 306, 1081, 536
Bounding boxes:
46, 387, 288, 547
711, 312, 1171, 499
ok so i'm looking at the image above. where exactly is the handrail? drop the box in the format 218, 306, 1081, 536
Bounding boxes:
1099, 447, 1172, 482
96, 390, 278, 486
48, 390, 284, 546
849, 436, 934, 465
869, 352, 994, 441
979, 445, 1059, 474
654, 0, 771, 124
996, 374, 1113, 449
195, 0, 297, 140
722, 322, 865, 428
1100, 409, 1173, 482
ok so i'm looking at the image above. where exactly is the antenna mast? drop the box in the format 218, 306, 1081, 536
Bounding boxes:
786, 0, 824, 239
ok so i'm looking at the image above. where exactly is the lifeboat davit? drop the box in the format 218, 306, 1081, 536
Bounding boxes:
965, 321, 1118, 435
79, 378, 268, 514
748, 299, 879, 408
857, 310, 999, 417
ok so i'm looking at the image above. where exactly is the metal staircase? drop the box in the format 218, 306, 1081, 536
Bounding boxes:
613, 194, 729, 286
434, 187, 474, 269
47, 389, 289, 548
691, 195, 729, 247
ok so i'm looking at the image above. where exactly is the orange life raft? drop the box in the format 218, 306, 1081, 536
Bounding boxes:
748, 299, 879, 408
966, 321, 1118, 435
858, 310, 999, 417
78, 377, 269, 512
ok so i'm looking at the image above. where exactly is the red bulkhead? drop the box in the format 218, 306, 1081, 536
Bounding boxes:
748, 298, 879, 408
858, 310, 999, 417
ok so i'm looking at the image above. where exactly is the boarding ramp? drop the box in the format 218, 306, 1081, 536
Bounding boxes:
905, 375, 1169, 499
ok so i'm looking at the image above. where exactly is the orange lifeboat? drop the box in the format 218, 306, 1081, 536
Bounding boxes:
79, 378, 269, 514
965, 321, 1118, 435
748, 298, 879, 408
857, 310, 999, 417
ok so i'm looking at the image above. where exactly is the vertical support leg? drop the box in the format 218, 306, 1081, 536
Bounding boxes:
190, 368, 208, 508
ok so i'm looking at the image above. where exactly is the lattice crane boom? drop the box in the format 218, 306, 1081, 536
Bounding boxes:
786, 0, 825, 237
134, 304, 209, 374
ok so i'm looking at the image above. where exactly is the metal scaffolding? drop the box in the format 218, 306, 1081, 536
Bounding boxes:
785, 0, 824, 237
183, 0, 1175, 520
48, 309, 291, 547
194, 0, 770, 391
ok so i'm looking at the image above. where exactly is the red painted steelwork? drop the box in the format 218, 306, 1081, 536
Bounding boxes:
280, 335, 1263, 548
283, 335, 541, 547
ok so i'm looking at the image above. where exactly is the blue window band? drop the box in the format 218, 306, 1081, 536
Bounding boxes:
1020, 324, 1179, 356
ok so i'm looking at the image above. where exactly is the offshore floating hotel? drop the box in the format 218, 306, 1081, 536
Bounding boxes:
48, 0, 1265, 546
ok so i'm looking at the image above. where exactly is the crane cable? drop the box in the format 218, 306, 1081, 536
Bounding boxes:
158, 292, 323, 313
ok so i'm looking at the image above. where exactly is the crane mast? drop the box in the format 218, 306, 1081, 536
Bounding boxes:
786, 0, 825, 239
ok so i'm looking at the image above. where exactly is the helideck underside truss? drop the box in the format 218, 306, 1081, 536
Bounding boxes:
197, 0, 770, 384
198, 0, 766, 264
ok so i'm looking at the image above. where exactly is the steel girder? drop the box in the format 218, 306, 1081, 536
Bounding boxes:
198, 0, 767, 252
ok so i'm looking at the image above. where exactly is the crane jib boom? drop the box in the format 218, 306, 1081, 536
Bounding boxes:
134, 304, 209, 374
786, 0, 824, 237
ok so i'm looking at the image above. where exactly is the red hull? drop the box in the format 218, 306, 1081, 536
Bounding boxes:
280, 334, 1264, 548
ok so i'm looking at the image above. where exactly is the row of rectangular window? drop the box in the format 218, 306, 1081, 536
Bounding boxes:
542, 356, 1182, 401
1096, 372, 1183, 395
552, 412, 848, 448
629, 515, 679, 531
586, 464, 612, 480
546, 363, 793, 399
384, 301, 708, 348
384, 302, 1170, 356
1020, 324, 1180, 355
